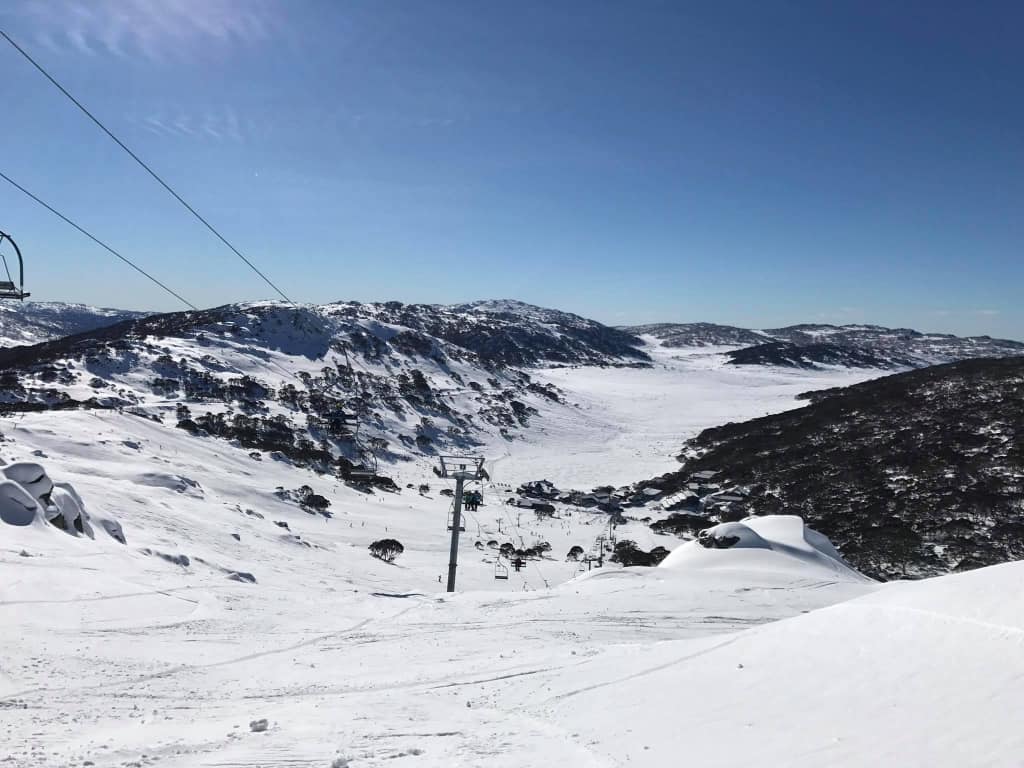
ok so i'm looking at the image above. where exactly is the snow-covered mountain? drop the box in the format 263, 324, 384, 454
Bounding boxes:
0, 301, 650, 489
0, 301, 149, 347
0, 299, 650, 364
625, 320, 1024, 368
626, 321, 770, 348
330, 299, 650, 367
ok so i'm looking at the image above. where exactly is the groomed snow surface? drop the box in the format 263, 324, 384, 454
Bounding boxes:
2, 349, 1022, 766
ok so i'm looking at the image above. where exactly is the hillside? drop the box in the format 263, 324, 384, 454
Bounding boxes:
632, 356, 1024, 579
625, 322, 768, 348
0, 301, 148, 347
0, 301, 644, 487
626, 320, 1024, 369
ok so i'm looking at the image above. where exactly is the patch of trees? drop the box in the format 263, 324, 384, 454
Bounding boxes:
609, 540, 670, 567
650, 513, 713, 537
369, 539, 404, 563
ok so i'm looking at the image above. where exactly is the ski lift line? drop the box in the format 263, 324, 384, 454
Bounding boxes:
0, 170, 197, 310
0, 29, 294, 306
497, 495, 550, 589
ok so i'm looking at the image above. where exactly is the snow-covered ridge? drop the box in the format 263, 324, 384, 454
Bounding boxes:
625, 320, 1024, 369
0, 301, 148, 348
0, 301, 637, 488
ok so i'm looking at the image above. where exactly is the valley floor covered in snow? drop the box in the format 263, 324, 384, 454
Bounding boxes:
3, 349, 1022, 767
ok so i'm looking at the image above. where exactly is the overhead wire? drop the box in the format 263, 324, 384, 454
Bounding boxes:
0, 28, 293, 305
0, 170, 197, 310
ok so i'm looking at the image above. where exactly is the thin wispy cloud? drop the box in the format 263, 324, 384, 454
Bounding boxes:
16, 0, 277, 62
130, 105, 253, 143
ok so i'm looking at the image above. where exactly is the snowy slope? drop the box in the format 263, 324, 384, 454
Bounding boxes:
5, 486, 1022, 767
523, 561, 1024, 767
0, 301, 148, 347
0, 497, 873, 767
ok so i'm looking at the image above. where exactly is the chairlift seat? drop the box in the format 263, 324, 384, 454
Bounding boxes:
0, 281, 26, 299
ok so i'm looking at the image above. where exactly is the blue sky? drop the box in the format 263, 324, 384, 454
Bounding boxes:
1, 1, 1022, 337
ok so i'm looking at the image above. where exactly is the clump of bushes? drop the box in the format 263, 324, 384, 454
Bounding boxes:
369, 538, 404, 563
609, 540, 670, 567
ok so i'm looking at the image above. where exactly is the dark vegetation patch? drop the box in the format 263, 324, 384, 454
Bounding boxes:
726, 341, 899, 369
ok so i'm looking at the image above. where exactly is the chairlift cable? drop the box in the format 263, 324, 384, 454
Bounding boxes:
0, 170, 197, 310
0, 29, 293, 306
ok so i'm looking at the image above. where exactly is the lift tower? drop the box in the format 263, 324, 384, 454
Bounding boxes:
437, 455, 485, 592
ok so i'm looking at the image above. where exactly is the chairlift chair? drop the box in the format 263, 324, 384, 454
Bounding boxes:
494, 561, 509, 580
0, 231, 29, 300
348, 465, 375, 480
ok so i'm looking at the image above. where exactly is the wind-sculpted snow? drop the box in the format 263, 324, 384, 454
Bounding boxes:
660, 515, 870, 582
0, 460, 121, 542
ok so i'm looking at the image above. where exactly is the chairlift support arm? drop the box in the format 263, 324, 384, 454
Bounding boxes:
0, 231, 29, 299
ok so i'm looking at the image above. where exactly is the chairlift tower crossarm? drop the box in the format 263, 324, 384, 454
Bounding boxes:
437, 456, 485, 592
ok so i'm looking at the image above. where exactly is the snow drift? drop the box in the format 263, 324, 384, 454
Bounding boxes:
0, 461, 122, 542
659, 514, 869, 582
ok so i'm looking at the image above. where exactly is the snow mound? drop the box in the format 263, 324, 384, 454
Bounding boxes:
659, 514, 869, 582
0, 462, 123, 542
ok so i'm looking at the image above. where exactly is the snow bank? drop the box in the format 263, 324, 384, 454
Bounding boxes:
659, 514, 869, 582
541, 560, 1024, 767
0, 461, 122, 542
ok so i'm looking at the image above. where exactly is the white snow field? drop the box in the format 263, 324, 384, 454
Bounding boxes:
492, 340, 880, 488
2, 341, 1020, 766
